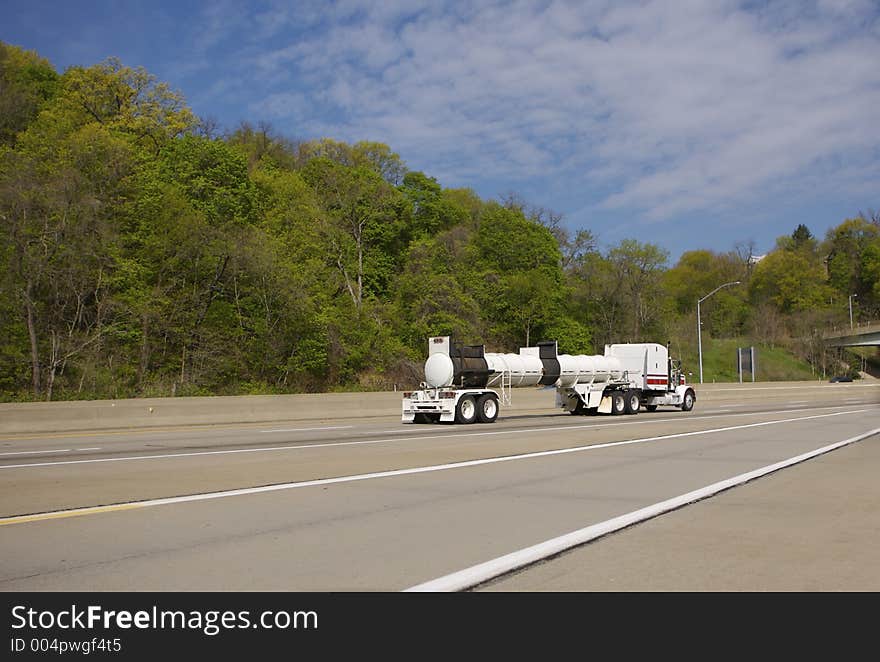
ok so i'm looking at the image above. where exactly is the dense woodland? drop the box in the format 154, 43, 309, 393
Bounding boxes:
1, 43, 878, 401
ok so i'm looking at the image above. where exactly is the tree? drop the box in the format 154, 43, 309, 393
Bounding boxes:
824, 218, 880, 314
862, 239, 880, 303
0, 42, 59, 147
607, 239, 669, 340
248, 167, 335, 388
394, 231, 482, 352
791, 223, 812, 245
0, 55, 201, 399
301, 157, 408, 308
441, 187, 485, 227
117, 177, 217, 391
662, 249, 749, 338
468, 205, 565, 346
500, 270, 559, 346
297, 138, 407, 185
61, 58, 195, 152
749, 249, 834, 314
119, 135, 266, 392
399, 171, 467, 240
226, 121, 298, 172
565, 249, 620, 349
153, 135, 256, 226
1, 122, 134, 398
557, 228, 597, 271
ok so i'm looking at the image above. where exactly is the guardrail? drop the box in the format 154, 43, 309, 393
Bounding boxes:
0, 391, 403, 436
825, 320, 880, 338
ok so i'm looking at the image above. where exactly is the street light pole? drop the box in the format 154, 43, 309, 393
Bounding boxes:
849, 293, 858, 330
697, 298, 703, 384
697, 281, 741, 384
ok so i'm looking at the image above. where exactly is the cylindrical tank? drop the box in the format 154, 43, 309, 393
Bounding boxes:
424, 352, 455, 388
421, 332, 627, 390
556, 354, 622, 387
424, 350, 623, 389
484, 352, 543, 388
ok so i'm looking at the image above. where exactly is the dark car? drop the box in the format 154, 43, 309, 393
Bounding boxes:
829, 375, 854, 383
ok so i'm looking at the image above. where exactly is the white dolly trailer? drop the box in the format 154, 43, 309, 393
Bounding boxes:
402, 336, 696, 424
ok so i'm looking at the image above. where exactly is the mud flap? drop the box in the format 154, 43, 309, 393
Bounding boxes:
598, 395, 612, 414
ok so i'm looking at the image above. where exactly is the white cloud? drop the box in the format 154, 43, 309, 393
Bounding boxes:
230, 0, 878, 236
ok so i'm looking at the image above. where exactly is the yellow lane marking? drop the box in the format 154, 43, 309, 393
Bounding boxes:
0, 503, 143, 526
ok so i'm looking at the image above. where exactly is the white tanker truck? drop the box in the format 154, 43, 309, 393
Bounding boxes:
402, 336, 696, 424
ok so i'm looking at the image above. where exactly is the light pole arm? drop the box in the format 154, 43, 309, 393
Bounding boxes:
699, 280, 741, 304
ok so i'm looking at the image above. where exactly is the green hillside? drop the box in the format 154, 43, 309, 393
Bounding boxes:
675, 338, 820, 383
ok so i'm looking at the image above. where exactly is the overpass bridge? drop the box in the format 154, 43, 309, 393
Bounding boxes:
824, 321, 880, 347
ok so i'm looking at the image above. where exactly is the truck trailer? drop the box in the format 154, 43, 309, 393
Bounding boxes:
402, 336, 696, 424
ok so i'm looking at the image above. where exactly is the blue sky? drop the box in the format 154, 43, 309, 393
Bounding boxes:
3, 0, 879, 263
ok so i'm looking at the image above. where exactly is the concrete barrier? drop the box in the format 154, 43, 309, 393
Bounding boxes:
0, 391, 405, 436
0, 379, 855, 436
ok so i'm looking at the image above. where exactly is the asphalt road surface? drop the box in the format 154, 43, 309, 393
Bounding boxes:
1, 382, 878, 591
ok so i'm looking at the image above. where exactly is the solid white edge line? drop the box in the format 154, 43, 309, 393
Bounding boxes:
0, 409, 871, 526
404, 426, 880, 592
707, 384, 880, 391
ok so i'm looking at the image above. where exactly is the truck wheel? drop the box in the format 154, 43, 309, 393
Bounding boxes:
611, 391, 627, 415
477, 394, 499, 423
624, 390, 641, 414
645, 404, 658, 412
570, 398, 586, 415
680, 389, 695, 412
455, 395, 478, 424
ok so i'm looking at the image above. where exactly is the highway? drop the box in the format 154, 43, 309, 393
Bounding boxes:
1, 382, 878, 591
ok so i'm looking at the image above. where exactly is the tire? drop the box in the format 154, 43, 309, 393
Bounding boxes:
611, 391, 627, 415
645, 404, 658, 412
680, 389, 695, 412
624, 390, 641, 415
455, 395, 478, 424
570, 398, 586, 416
477, 394, 499, 423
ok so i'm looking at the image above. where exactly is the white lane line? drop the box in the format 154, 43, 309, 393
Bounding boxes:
0, 406, 875, 471
259, 426, 353, 433
0, 409, 871, 526
405, 426, 880, 592
708, 384, 880, 391
370, 429, 444, 435
76, 448, 102, 451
